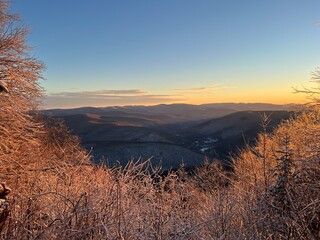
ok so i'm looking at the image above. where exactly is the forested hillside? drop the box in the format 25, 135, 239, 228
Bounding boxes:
0, 1, 319, 239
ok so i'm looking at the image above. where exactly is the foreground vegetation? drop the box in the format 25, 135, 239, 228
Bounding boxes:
2, 106, 319, 239
0, 1, 319, 239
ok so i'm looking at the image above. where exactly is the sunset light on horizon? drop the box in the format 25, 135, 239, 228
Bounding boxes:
12, 0, 320, 109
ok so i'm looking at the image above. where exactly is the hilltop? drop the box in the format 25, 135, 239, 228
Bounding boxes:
43, 103, 294, 169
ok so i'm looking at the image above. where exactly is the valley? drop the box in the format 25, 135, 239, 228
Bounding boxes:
44, 103, 294, 169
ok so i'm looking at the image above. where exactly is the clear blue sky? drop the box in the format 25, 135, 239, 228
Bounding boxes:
12, 0, 320, 108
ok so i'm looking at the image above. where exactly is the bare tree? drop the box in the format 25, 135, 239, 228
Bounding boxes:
0, 0, 44, 231
0, 1, 44, 162
294, 68, 320, 105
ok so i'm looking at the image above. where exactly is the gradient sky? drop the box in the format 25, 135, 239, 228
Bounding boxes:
12, 0, 320, 109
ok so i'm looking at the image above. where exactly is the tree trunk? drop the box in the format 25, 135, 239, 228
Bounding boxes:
0, 183, 10, 233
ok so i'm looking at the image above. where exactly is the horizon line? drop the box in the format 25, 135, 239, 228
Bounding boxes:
41, 101, 300, 111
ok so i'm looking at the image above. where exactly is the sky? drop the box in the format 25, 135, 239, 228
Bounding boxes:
11, 0, 320, 109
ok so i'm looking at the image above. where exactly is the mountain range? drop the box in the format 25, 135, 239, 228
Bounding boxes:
43, 103, 295, 169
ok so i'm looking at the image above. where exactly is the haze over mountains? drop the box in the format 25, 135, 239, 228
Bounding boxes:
43, 103, 294, 169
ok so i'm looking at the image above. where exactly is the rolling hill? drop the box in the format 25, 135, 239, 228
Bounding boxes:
43, 103, 294, 169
